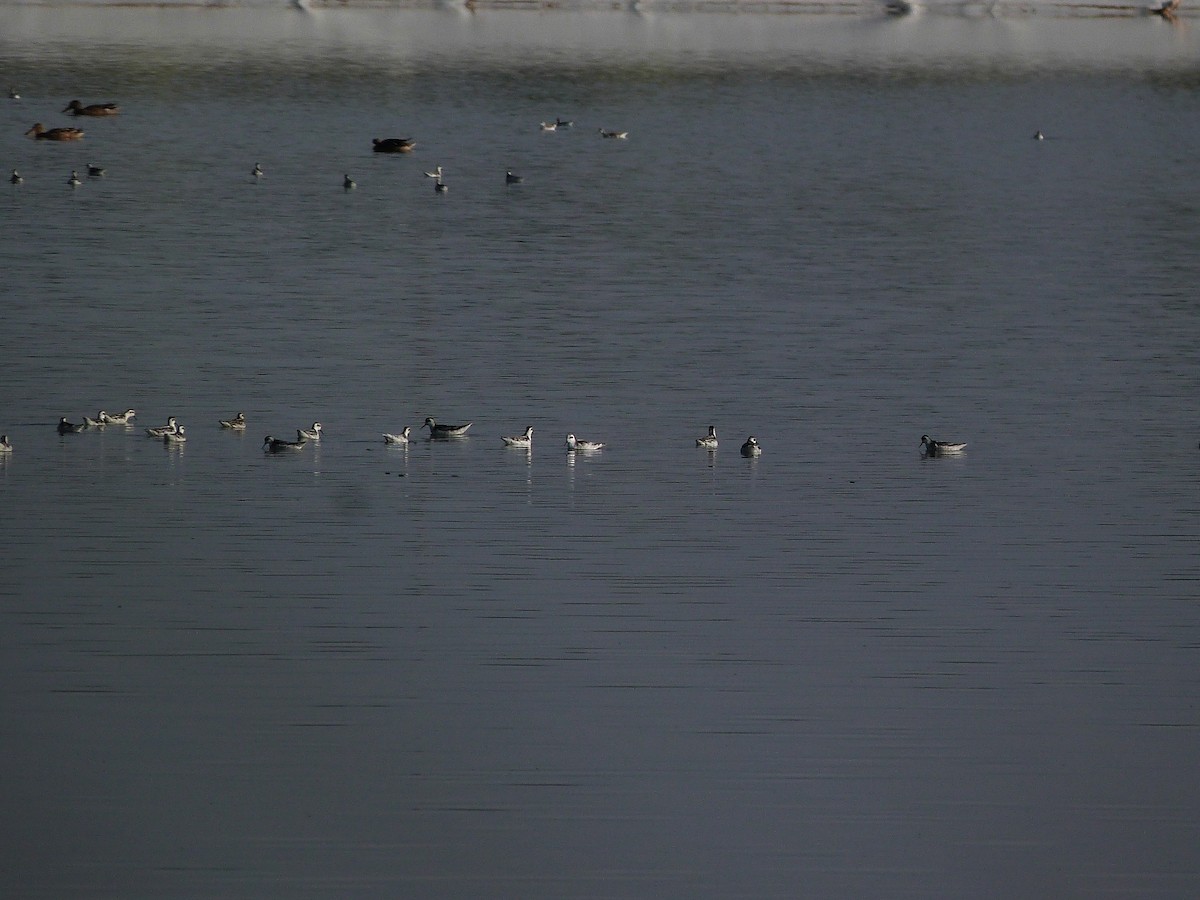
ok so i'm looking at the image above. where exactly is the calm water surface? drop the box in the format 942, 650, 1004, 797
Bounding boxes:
2, 8, 1200, 898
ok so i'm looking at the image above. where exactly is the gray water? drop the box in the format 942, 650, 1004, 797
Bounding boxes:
2, 7, 1200, 898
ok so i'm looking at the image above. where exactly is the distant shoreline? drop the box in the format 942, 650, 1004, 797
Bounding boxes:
3, 0, 1194, 78
0, 0, 1184, 17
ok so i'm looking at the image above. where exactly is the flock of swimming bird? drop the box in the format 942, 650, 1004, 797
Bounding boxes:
1, 409, 969, 460
38, 410, 777, 456
8, 90, 629, 191
3, 89, 971, 461
9, 93, 119, 185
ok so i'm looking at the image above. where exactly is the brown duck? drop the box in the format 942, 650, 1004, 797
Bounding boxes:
63, 99, 120, 116
26, 123, 84, 141
373, 137, 416, 153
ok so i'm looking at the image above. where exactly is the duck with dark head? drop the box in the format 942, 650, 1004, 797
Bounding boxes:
63, 99, 119, 117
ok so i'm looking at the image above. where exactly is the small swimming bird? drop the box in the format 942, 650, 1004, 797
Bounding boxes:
502, 425, 534, 448
87, 163, 105, 177
555, 117, 574, 128
145, 417, 179, 438
1152, 0, 1181, 19
82, 413, 107, 428
434, 179, 448, 194
26, 123, 84, 141
740, 436, 762, 457
1033, 129, 1045, 140
343, 173, 355, 190
7, 87, 18, 100
696, 425, 718, 449
58, 417, 86, 434
297, 422, 323, 441
219, 412, 246, 430
424, 417, 472, 438
598, 128, 629, 139
506, 170, 523, 184
163, 425, 187, 444
63, 99, 119, 117
373, 137, 416, 153
920, 434, 967, 456
539, 121, 557, 132
67, 170, 82, 187
423, 166, 443, 179
10, 169, 22, 184
252, 162, 264, 179
264, 434, 306, 452
565, 433, 604, 451
101, 408, 136, 425
0, 435, 11, 452
383, 426, 411, 445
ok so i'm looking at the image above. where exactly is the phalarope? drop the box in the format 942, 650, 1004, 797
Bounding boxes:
539, 121, 557, 132
67, 170, 82, 187
598, 128, 629, 139
297, 422, 323, 441
502, 426, 534, 448
383, 426, 411, 445
565, 433, 604, 452
87, 163, 105, 177
555, 117, 574, 128
696, 425, 718, 449
58, 417, 86, 434
264, 434, 306, 452
423, 166, 443, 179
82, 413, 108, 428
163, 426, 187, 443
343, 173, 355, 190
740, 436, 762, 457
145, 417, 178, 438
434, 179, 448, 194
10, 169, 22, 184
219, 412, 246, 430
0, 435, 11, 453
506, 170, 523, 184
252, 162, 264, 178
101, 409, 136, 425
424, 417, 472, 438
920, 434, 967, 456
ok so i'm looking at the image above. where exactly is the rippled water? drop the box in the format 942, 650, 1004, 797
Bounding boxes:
2, 8, 1200, 899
